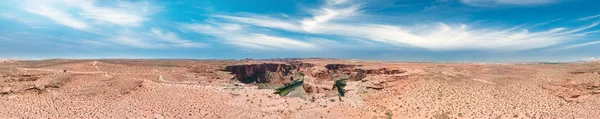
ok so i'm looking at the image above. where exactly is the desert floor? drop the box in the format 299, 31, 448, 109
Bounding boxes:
1, 59, 599, 118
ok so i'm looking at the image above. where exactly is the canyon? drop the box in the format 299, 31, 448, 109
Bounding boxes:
1, 59, 600, 118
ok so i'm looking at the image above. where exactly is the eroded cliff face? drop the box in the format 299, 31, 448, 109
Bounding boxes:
363, 68, 406, 75
223, 63, 296, 84
223, 62, 406, 84
325, 64, 361, 71
1, 73, 71, 95
314, 64, 406, 81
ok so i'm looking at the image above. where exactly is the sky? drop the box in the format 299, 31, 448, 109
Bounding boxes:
0, 0, 599, 62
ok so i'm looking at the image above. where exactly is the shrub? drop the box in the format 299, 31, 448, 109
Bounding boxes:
275, 73, 304, 96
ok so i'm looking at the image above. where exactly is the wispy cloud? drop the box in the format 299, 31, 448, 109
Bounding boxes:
559, 40, 600, 50
106, 35, 156, 48
148, 28, 207, 48
0, 13, 46, 29
580, 57, 599, 62
24, 1, 89, 30
326, 0, 348, 5
76, 0, 158, 26
179, 0, 366, 50
21, 0, 159, 29
76, 40, 111, 46
579, 14, 600, 21
99, 28, 206, 49
201, 0, 598, 51
301, 0, 360, 32
213, 15, 303, 32
529, 19, 562, 28
182, 22, 315, 50
460, 0, 557, 7
16, 0, 181, 49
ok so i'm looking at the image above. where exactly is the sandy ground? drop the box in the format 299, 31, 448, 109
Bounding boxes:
1, 59, 600, 118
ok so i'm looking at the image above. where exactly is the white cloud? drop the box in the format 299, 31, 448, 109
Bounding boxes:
24, 2, 89, 30
185, 0, 600, 51
100, 29, 206, 49
107, 35, 156, 48
581, 57, 599, 62
21, 0, 158, 29
76, 1, 157, 26
460, 0, 556, 6
214, 15, 303, 32
0, 13, 46, 28
559, 40, 600, 50
182, 23, 316, 50
302, 0, 361, 32
301, 5, 361, 32
326, 0, 348, 5
76, 40, 111, 46
17, 0, 181, 49
529, 19, 561, 28
208, 4, 598, 51
149, 28, 207, 48
579, 14, 600, 21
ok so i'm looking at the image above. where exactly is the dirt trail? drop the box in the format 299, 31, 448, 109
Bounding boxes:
92, 61, 100, 71
92, 61, 111, 78
17, 61, 190, 85
16, 67, 103, 74
15, 61, 112, 77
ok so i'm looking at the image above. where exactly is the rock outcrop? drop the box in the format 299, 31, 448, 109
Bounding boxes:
325, 64, 361, 71
570, 71, 600, 75
541, 79, 600, 103
224, 63, 297, 84
2, 74, 40, 82
321, 65, 406, 81
224, 62, 407, 84
363, 68, 406, 75
1, 73, 71, 95
288, 61, 315, 69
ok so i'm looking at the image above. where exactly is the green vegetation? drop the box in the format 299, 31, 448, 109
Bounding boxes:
275, 73, 305, 96
333, 78, 348, 97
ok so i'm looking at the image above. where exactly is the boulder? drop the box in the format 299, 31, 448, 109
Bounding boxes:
0, 87, 12, 94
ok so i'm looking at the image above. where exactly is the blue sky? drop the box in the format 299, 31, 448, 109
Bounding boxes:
1, 0, 599, 62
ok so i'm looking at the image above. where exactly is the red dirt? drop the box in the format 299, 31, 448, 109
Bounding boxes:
1, 59, 600, 118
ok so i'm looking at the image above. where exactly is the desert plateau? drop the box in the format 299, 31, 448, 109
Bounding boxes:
1, 59, 599, 118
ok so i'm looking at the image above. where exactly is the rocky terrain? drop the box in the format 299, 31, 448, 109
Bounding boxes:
1, 59, 600, 118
